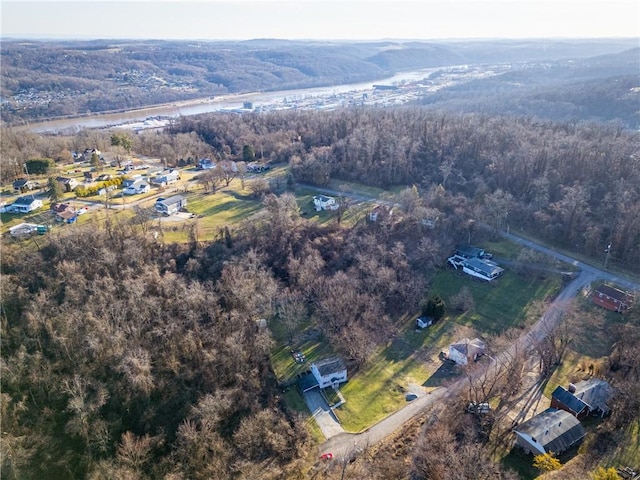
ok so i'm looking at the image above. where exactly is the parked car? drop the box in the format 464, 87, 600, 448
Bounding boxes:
467, 402, 491, 414
76, 206, 89, 215
320, 453, 334, 460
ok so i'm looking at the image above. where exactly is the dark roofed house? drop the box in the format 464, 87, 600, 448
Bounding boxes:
462, 257, 504, 281
551, 379, 612, 419
13, 178, 36, 192
310, 357, 347, 390
9, 195, 43, 213
592, 284, 634, 313
514, 408, 586, 455
455, 244, 488, 259
51, 203, 76, 222
551, 386, 590, 419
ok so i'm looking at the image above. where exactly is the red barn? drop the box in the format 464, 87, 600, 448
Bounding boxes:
592, 284, 634, 313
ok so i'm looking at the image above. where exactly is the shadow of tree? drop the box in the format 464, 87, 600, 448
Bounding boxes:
422, 360, 459, 388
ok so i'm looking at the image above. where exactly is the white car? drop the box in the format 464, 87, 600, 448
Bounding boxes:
76, 206, 90, 215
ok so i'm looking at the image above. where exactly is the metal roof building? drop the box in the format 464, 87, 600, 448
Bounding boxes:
514, 408, 586, 455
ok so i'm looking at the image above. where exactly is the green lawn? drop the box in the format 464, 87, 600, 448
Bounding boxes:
428, 269, 562, 335
605, 419, 640, 468
270, 338, 335, 383
336, 340, 433, 432
335, 267, 561, 433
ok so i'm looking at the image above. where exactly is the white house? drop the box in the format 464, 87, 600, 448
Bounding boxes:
461, 257, 504, 282
123, 180, 150, 195
311, 357, 347, 389
313, 195, 338, 211
447, 338, 485, 366
416, 316, 433, 329
150, 169, 180, 186
514, 408, 586, 455
56, 177, 79, 192
9, 195, 43, 213
155, 195, 187, 215
198, 158, 216, 170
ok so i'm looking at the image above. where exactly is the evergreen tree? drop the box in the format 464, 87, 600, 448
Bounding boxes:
424, 295, 446, 321
90, 152, 102, 171
48, 176, 64, 203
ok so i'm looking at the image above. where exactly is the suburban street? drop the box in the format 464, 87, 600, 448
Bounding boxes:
319, 232, 640, 459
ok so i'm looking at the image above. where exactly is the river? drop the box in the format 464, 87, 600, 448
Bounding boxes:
22, 67, 444, 134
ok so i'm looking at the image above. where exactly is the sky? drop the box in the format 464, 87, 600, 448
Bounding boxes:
1, 0, 639, 41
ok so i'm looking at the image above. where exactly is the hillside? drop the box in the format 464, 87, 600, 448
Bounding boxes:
1, 38, 636, 124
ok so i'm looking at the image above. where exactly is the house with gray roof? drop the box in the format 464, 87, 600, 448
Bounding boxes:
514, 408, 586, 455
552, 379, 612, 419
447, 338, 486, 366
310, 357, 347, 390
462, 257, 504, 281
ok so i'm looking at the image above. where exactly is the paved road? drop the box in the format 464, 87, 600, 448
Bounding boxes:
502, 231, 639, 291
320, 234, 639, 458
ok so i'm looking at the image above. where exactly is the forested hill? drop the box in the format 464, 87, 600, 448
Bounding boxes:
418, 47, 640, 128
1, 38, 636, 123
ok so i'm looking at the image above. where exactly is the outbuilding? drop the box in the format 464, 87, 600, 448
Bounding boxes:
592, 284, 634, 313
514, 408, 586, 455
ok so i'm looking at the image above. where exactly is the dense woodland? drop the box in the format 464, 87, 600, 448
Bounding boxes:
2, 102, 640, 478
420, 48, 640, 128
176, 108, 639, 271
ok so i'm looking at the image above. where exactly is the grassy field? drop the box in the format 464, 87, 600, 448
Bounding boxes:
543, 297, 629, 398
336, 341, 433, 432
428, 270, 562, 334
331, 264, 563, 433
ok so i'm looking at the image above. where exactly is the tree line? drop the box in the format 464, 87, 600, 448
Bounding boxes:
173, 108, 640, 271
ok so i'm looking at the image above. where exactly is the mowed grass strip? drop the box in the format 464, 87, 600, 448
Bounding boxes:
187, 188, 262, 226
428, 269, 562, 334
336, 343, 431, 432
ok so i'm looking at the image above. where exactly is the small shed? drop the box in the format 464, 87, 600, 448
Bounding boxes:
416, 316, 433, 329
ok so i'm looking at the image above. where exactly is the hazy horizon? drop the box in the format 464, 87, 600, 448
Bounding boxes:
2, 0, 639, 42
